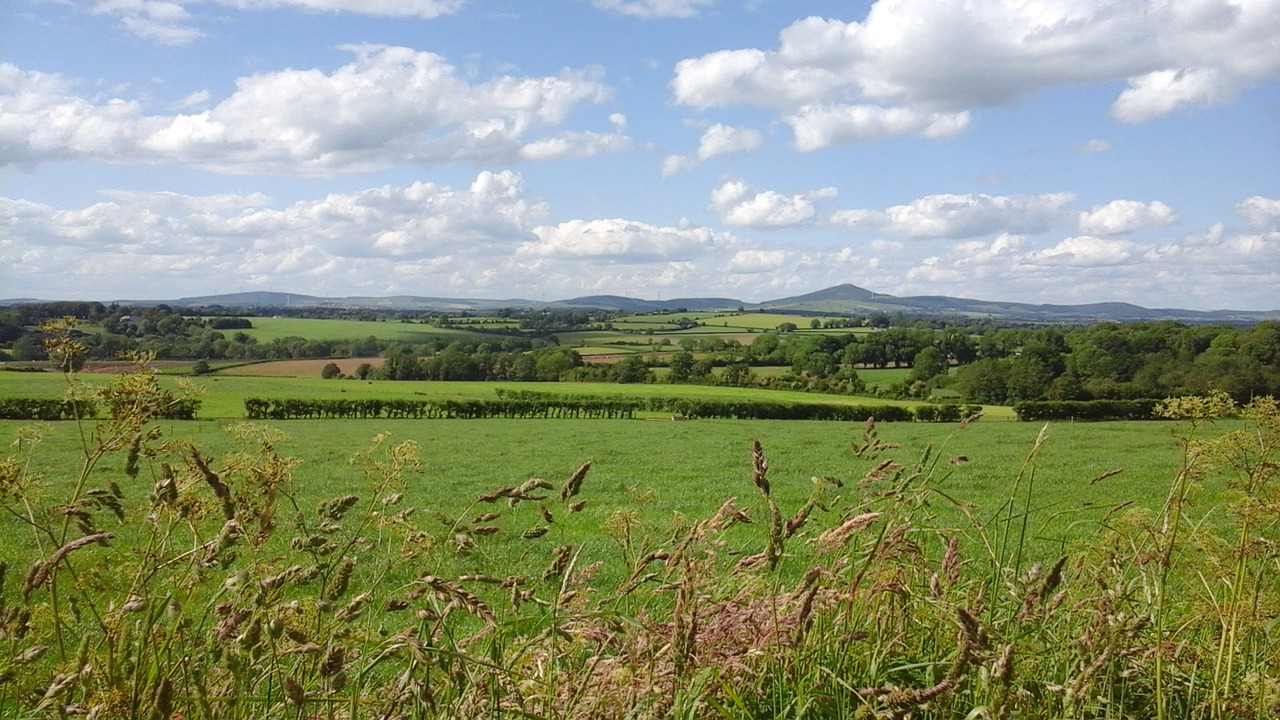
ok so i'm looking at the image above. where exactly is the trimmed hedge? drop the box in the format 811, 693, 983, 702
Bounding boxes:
0, 396, 200, 421
243, 394, 980, 423
0, 398, 96, 421
1012, 399, 1164, 422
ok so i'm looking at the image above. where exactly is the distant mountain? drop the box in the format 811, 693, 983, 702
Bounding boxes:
549, 295, 743, 312
11, 286, 1277, 324
764, 283, 891, 305
167, 292, 537, 312
756, 285, 1278, 324
172, 291, 324, 307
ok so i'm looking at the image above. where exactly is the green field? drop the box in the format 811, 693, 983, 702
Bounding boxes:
2, 369, 988, 420
228, 316, 489, 342
613, 311, 869, 332
0, 366, 1273, 718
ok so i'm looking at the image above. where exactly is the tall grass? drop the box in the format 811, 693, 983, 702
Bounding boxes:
0, 328, 1276, 718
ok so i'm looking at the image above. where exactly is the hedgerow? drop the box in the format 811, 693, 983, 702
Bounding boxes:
241, 394, 980, 423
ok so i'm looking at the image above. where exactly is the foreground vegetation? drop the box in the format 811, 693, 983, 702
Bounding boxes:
0, 345, 1277, 717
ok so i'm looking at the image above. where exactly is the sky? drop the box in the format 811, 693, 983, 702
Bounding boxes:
1, 0, 1278, 310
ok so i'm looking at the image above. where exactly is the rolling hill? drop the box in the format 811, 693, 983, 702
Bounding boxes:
14, 285, 1275, 324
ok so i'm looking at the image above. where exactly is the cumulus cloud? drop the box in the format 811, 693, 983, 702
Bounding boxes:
1026, 235, 1139, 267
671, 0, 1280, 139
661, 123, 762, 175
1111, 68, 1230, 124
0, 172, 549, 299
830, 192, 1076, 239
592, 0, 715, 19
520, 218, 737, 263
0, 47, 620, 174
1236, 196, 1280, 230
727, 248, 788, 273
1078, 200, 1178, 235
4, 184, 1277, 308
91, 0, 206, 45
786, 104, 970, 150
89, 0, 466, 44
709, 178, 837, 229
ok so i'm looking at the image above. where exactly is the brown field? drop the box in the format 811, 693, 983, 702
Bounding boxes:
218, 357, 384, 377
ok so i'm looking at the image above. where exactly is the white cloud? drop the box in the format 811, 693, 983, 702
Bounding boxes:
1076, 139, 1112, 153
1236, 196, 1280, 230
91, 0, 206, 45
1078, 200, 1177, 235
0, 47, 618, 174
831, 192, 1076, 239
519, 131, 634, 161
1110, 68, 1231, 124
661, 123, 762, 175
592, 0, 714, 19
671, 0, 1280, 132
227, 0, 466, 15
88, 0, 467, 44
1027, 236, 1138, 267
520, 219, 737, 262
0, 172, 548, 299
710, 178, 837, 229
727, 248, 788, 274
5, 184, 1278, 309
786, 104, 970, 150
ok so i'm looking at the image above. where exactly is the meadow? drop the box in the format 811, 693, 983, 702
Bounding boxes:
222, 316, 490, 343
0, 357, 1275, 718
0, 368, 994, 421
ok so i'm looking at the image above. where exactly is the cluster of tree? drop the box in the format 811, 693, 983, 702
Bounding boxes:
1, 304, 250, 362
640, 321, 1279, 404
946, 321, 1280, 404
374, 344, 582, 381
0, 303, 562, 363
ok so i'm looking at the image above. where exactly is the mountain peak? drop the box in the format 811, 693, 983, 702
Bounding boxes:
766, 284, 885, 304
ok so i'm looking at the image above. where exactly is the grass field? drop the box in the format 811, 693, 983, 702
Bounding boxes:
612, 311, 873, 332
0, 415, 1192, 567
227, 316, 489, 342
0, 362, 1275, 718
3, 369, 990, 421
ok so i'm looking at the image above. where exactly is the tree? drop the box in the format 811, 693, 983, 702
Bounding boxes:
321, 362, 341, 379
952, 358, 1009, 404
380, 346, 423, 380
535, 347, 581, 381
909, 347, 948, 383
719, 363, 754, 387
668, 349, 696, 383
611, 355, 652, 383
192, 359, 212, 376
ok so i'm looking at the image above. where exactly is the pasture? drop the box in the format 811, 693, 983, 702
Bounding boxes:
224, 316, 489, 343
1, 368, 989, 420
0, 364, 1274, 718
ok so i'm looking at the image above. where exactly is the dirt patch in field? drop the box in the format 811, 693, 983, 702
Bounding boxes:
219, 358, 385, 378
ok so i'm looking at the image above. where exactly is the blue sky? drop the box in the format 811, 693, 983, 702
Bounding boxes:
2, 0, 1277, 310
